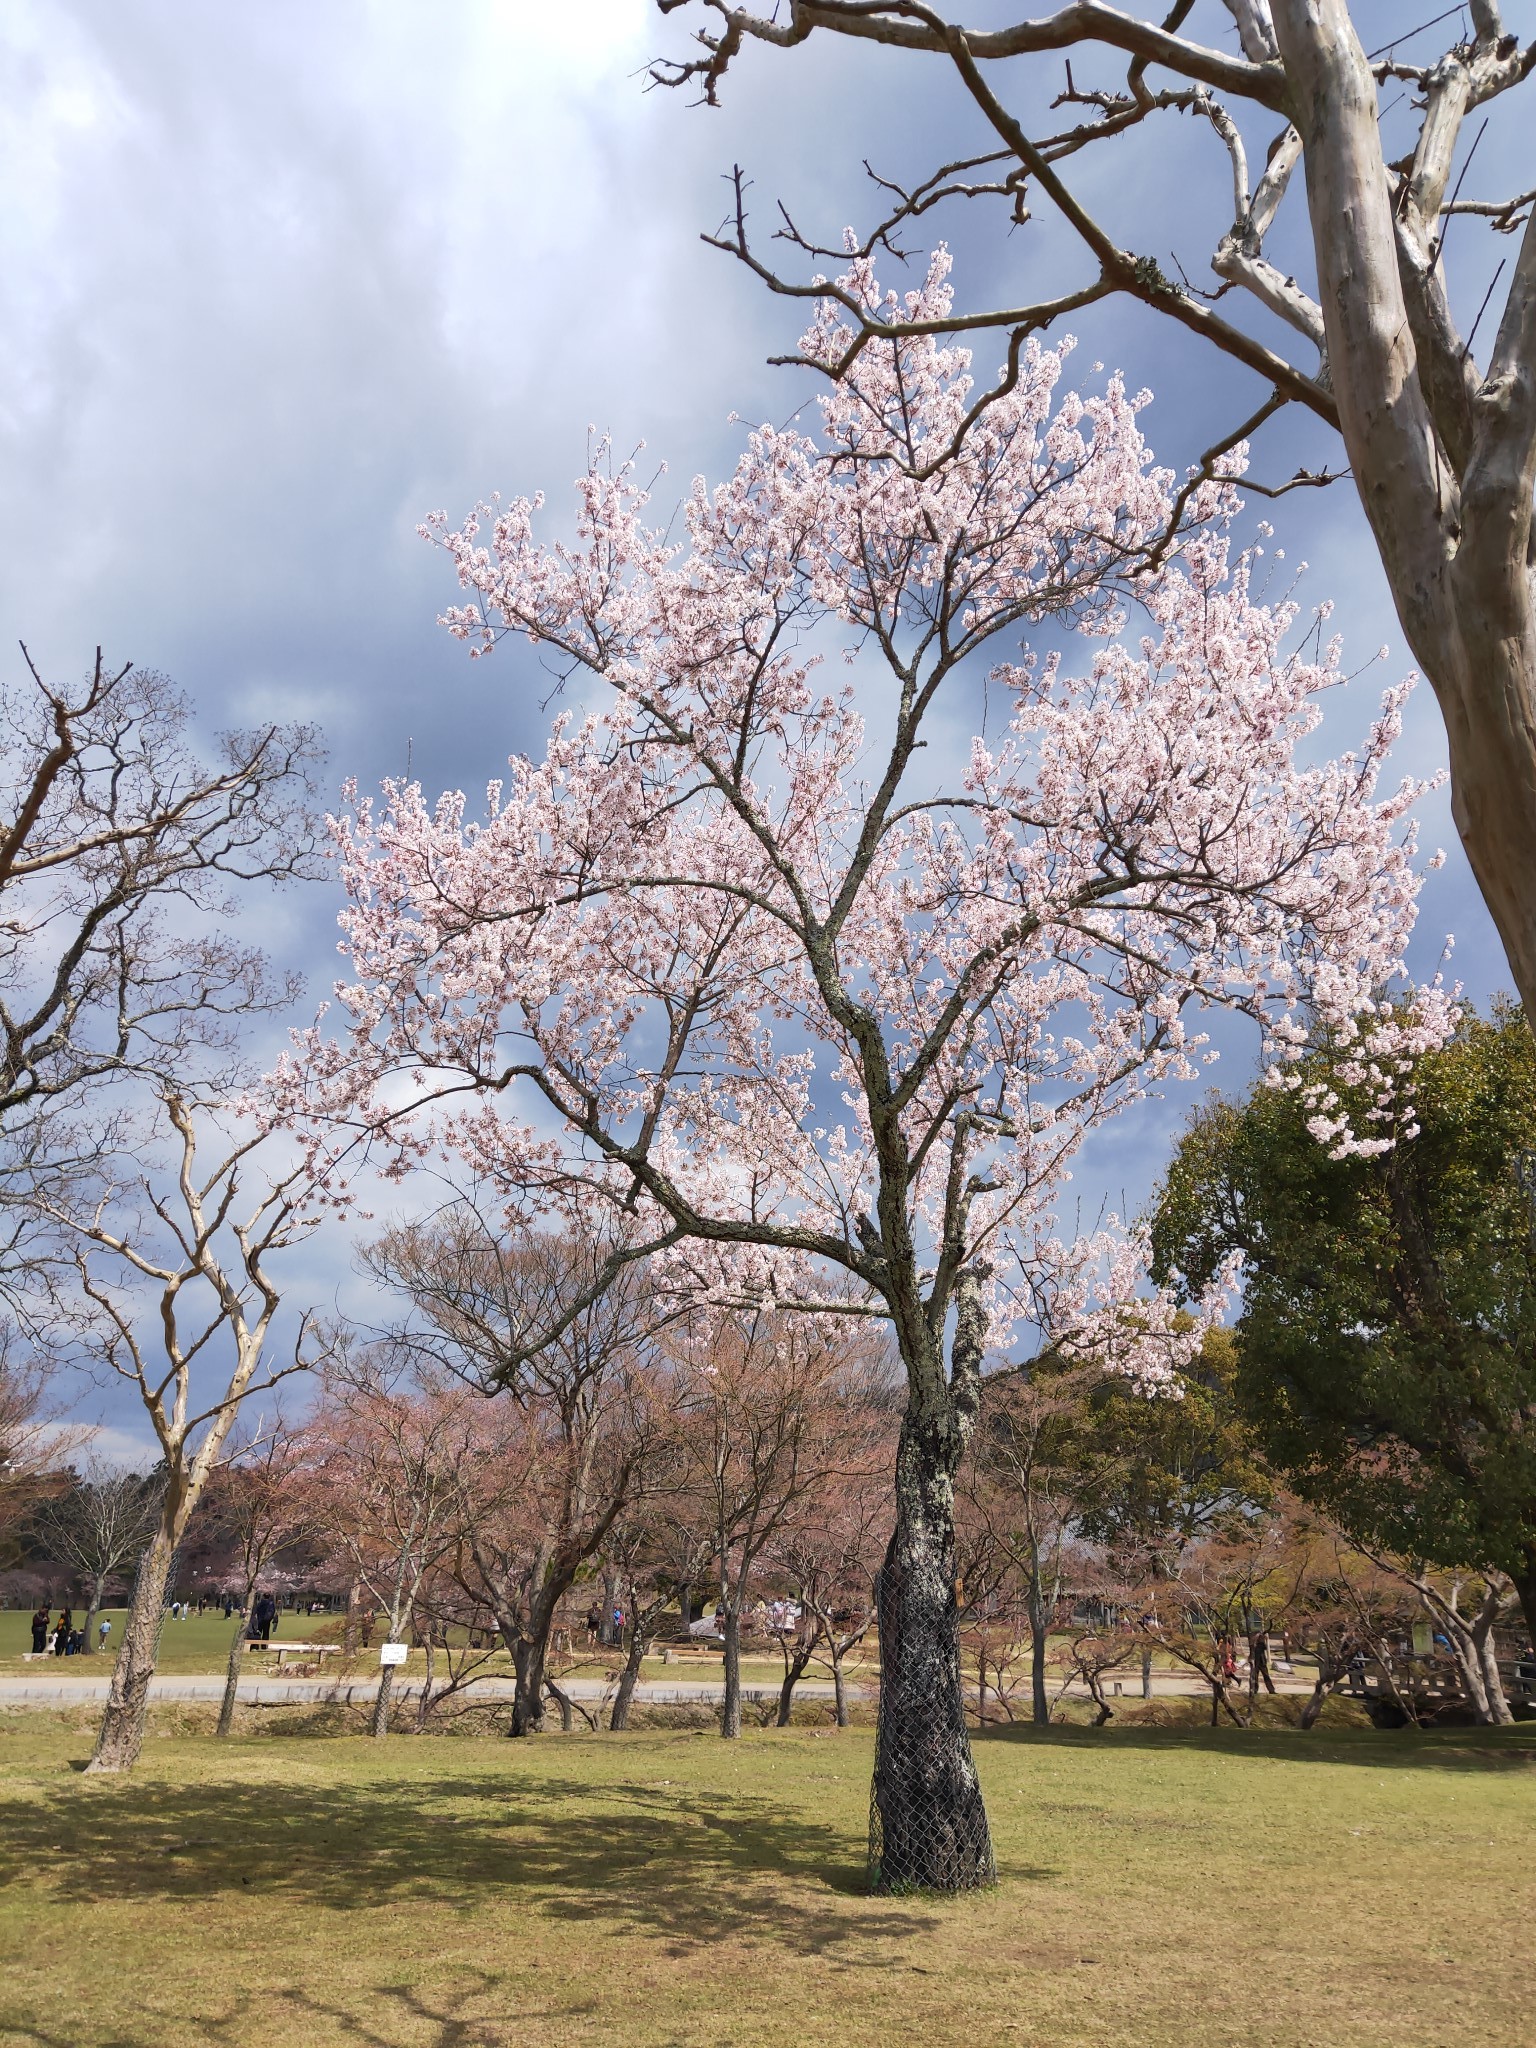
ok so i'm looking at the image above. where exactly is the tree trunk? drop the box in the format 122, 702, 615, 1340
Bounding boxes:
869, 1411, 994, 1892
1299, 1641, 1351, 1731
85, 1528, 174, 1775
1512, 1558, 1536, 1650
1476, 1622, 1513, 1727
775, 1632, 816, 1727
1028, 1575, 1049, 1727
343, 1579, 363, 1659
510, 1635, 546, 1737
416, 1636, 437, 1729
610, 1626, 647, 1731
545, 1676, 577, 1731
720, 1608, 743, 1739
1274, 0, 1536, 1024
216, 1582, 255, 1740
832, 1644, 849, 1728
371, 1662, 396, 1739
82, 1570, 109, 1655
1140, 1644, 1153, 1700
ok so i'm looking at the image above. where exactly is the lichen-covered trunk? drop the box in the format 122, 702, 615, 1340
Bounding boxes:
720, 1608, 743, 1739
85, 1529, 174, 1775
870, 1408, 994, 1892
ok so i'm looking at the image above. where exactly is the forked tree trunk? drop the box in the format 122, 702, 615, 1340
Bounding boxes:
775, 1631, 816, 1727
870, 1410, 994, 1892
1476, 1625, 1512, 1727
720, 1608, 743, 1739
85, 1528, 174, 1775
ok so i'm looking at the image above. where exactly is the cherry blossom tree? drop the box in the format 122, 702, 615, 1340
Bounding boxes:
281, 262, 1446, 1889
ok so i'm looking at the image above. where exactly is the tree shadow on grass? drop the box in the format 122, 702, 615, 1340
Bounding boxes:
973, 1718, 1536, 1774
0, 1770, 939, 1959
1, 1969, 614, 2048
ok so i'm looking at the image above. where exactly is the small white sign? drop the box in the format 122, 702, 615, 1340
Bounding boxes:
378, 1641, 408, 1666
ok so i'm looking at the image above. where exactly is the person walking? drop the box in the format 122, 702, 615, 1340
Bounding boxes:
1251, 1628, 1277, 1697
97, 1618, 112, 1652
30, 1605, 48, 1654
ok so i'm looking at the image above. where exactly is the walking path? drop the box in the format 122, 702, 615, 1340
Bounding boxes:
0, 1674, 845, 1708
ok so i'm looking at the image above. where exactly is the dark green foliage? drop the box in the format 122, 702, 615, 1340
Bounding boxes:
1151, 1004, 1536, 1627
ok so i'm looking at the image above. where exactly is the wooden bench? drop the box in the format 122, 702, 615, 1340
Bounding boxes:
245, 1641, 343, 1669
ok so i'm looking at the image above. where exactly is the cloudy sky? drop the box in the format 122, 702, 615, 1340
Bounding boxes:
3, 1, 1522, 1457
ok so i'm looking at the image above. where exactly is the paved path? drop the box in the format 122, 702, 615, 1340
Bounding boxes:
0, 1674, 842, 1707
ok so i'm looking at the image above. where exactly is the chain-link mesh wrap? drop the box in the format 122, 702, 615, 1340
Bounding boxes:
867, 1561, 996, 1893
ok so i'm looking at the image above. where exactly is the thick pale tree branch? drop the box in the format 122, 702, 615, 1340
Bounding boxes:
654, 0, 1290, 106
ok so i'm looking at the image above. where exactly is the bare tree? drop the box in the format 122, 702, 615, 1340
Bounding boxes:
33, 1455, 162, 1655
600, 1501, 698, 1731
308, 1356, 476, 1739
964, 1359, 1122, 1725
0, 646, 318, 1282
669, 1306, 877, 1738
51, 1092, 321, 1773
198, 1418, 316, 1736
654, 0, 1536, 1020
771, 1428, 894, 1726
365, 1209, 666, 1737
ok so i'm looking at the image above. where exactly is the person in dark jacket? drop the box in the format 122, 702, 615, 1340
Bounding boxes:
53, 1607, 72, 1656
30, 1605, 48, 1654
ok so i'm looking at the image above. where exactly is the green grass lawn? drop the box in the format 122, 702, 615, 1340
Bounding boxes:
0, 1711, 1530, 2047
0, 1608, 867, 1688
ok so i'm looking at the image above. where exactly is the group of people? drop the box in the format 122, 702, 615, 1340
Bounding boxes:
29, 1604, 110, 1657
